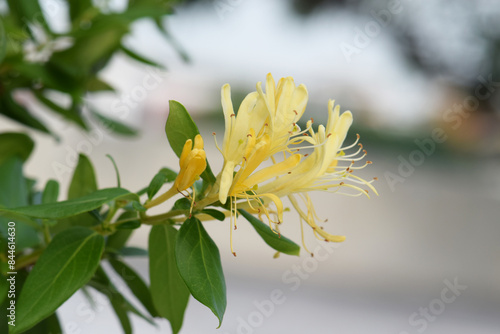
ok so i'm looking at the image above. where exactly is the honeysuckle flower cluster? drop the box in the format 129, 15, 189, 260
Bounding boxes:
212, 73, 377, 254
146, 73, 377, 255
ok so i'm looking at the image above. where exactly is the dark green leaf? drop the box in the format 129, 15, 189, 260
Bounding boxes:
119, 246, 148, 257
13, 227, 104, 333
146, 167, 177, 200
172, 197, 191, 211
67, 0, 93, 21
90, 110, 138, 136
175, 217, 226, 327
0, 157, 40, 250
120, 45, 164, 68
238, 209, 300, 256
68, 154, 98, 200
147, 173, 167, 200
0, 94, 51, 135
42, 179, 59, 204
0, 132, 34, 164
200, 209, 226, 221
32, 91, 87, 130
116, 220, 141, 230
150, 225, 189, 334
165, 100, 216, 184
23, 312, 62, 334
0, 188, 138, 219
109, 258, 158, 318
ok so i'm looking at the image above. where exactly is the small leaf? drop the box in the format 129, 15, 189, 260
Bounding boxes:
119, 246, 148, 257
238, 209, 300, 256
175, 217, 226, 327
106, 154, 121, 187
13, 227, 104, 333
172, 198, 191, 211
150, 225, 189, 334
68, 154, 98, 200
147, 173, 167, 200
165, 100, 216, 184
42, 179, 59, 204
90, 110, 138, 136
88, 266, 155, 333
109, 258, 158, 318
120, 45, 164, 68
116, 220, 141, 230
0, 188, 138, 219
0, 132, 34, 164
201, 209, 226, 221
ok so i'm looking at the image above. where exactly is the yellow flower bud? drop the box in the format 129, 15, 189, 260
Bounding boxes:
174, 134, 207, 191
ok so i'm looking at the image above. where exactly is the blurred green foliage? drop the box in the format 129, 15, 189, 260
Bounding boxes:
0, 0, 184, 136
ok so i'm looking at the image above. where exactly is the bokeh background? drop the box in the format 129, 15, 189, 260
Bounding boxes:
2, 0, 500, 333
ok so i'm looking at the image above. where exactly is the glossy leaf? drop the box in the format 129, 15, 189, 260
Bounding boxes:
238, 209, 300, 256
0, 188, 138, 219
13, 227, 104, 333
109, 258, 158, 318
150, 225, 189, 334
175, 217, 226, 327
165, 100, 216, 184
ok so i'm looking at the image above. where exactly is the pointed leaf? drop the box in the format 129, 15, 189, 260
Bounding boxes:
0, 188, 138, 219
200, 209, 226, 221
0, 132, 34, 164
42, 179, 59, 204
165, 100, 216, 184
68, 154, 98, 200
109, 258, 158, 318
13, 227, 104, 333
239, 209, 300, 256
175, 217, 226, 327
90, 110, 138, 136
150, 225, 189, 334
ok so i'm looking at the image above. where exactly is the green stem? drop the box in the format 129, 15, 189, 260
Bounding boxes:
144, 185, 178, 209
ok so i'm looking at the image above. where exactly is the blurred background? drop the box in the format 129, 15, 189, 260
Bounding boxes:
1, 0, 500, 333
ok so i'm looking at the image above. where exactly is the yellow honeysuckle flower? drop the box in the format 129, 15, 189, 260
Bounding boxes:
175, 134, 207, 192
216, 74, 309, 205
215, 74, 377, 255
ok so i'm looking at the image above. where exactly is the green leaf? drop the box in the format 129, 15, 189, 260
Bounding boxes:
0, 94, 51, 135
0, 188, 138, 219
200, 209, 226, 221
238, 209, 300, 256
149, 225, 189, 334
106, 154, 121, 187
68, 154, 98, 200
147, 173, 167, 200
175, 217, 226, 327
0, 157, 40, 250
106, 212, 135, 252
23, 312, 62, 334
0, 132, 34, 165
109, 258, 158, 318
0, 20, 6, 63
86, 76, 115, 92
119, 246, 148, 257
165, 100, 216, 184
116, 220, 141, 230
32, 91, 87, 130
13, 227, 105, 333
88, 267, 132, 334
42, 179, 59, 204
120, 45, 164, 68
90, 110, 138, 136
172, 197, 191, 211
